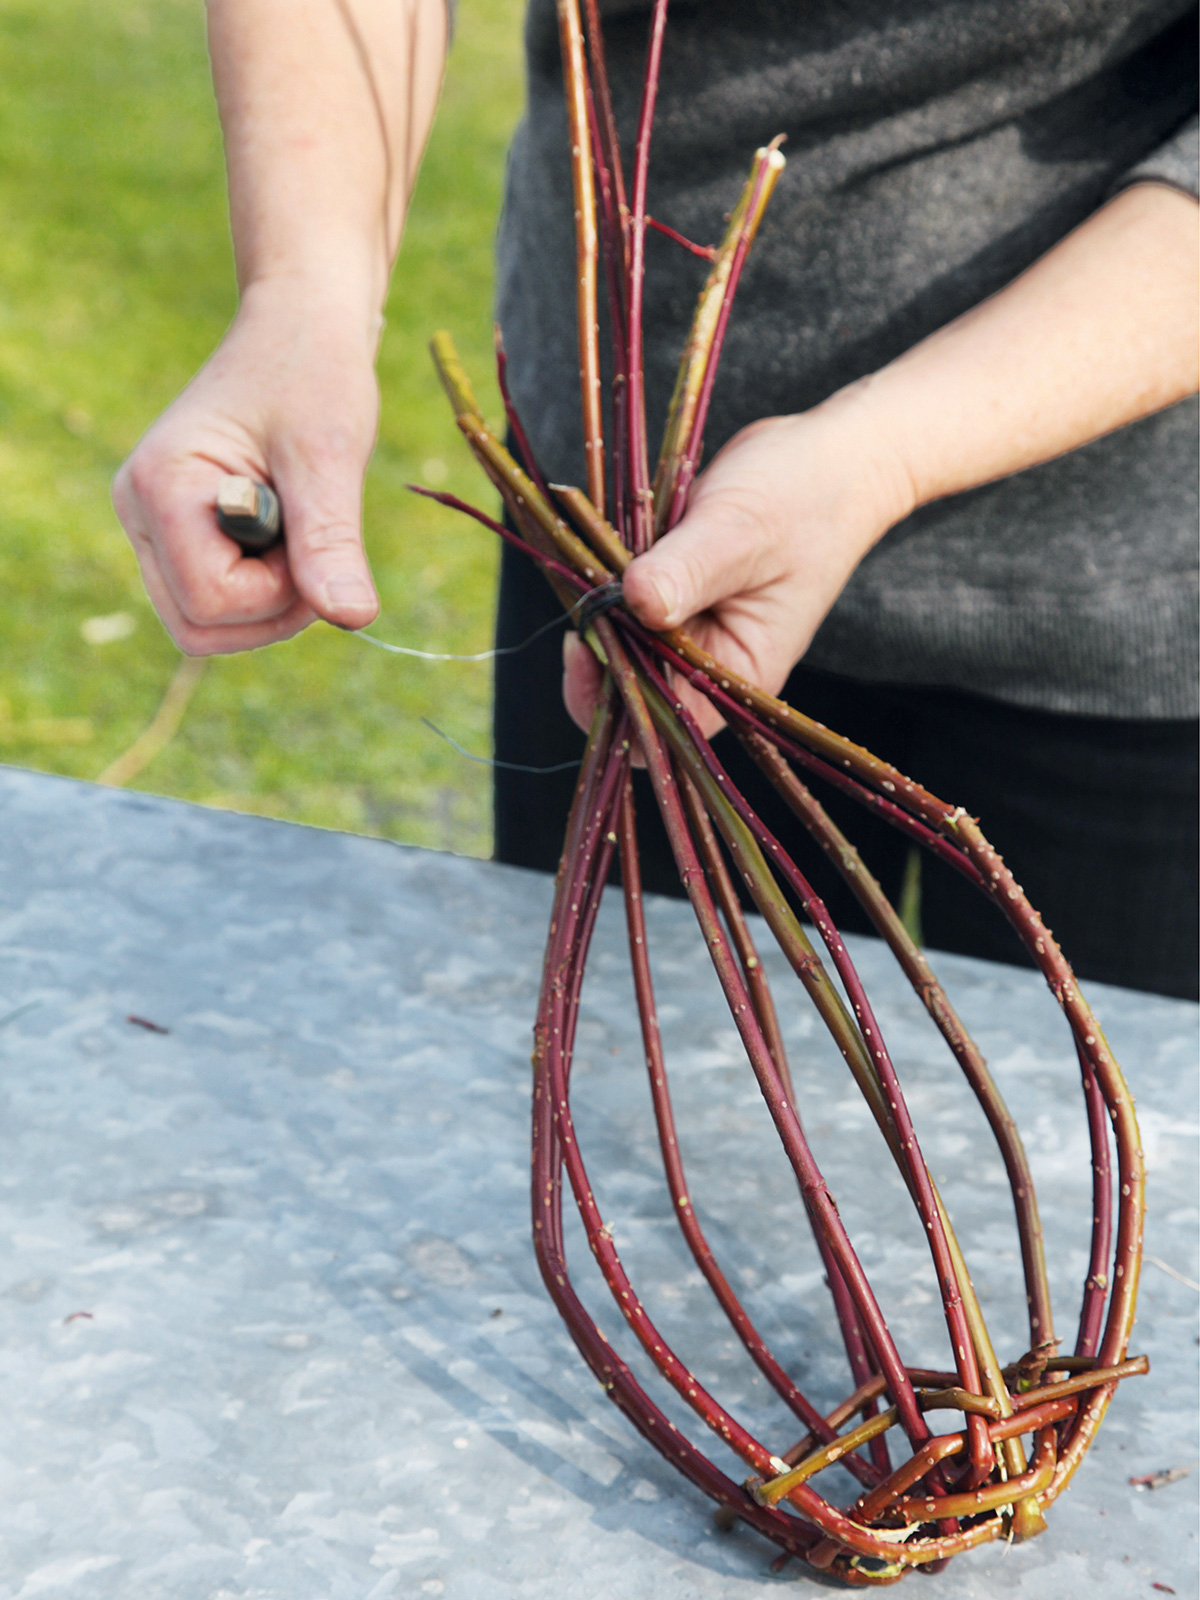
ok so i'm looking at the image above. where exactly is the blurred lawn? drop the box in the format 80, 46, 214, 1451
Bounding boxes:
0, 0, 526, 855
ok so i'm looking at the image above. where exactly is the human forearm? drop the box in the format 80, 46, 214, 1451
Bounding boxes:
209, 0, 448, 314
857, 183, 1199, 515
114, 0, 449, 652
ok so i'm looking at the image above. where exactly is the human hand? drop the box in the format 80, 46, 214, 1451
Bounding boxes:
565, 184, 1198, 745
112, 277, 383, 655
562, 385, 916, 741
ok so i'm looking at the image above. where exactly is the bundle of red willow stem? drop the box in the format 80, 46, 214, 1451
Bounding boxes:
418, 0, 1146, 1583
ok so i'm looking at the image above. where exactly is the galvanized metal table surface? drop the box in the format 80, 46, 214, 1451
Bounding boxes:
0, 767, 1196, 1600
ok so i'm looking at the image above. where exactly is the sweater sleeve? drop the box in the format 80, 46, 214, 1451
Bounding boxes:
1113, 114, 1199, 201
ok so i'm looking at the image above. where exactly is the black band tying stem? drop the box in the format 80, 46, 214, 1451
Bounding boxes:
574, 579, 625, 635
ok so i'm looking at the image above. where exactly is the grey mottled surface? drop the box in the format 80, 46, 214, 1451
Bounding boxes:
0, 765, 1195, 1598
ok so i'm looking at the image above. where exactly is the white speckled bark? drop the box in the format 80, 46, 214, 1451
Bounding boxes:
0, 767, 1194, 1598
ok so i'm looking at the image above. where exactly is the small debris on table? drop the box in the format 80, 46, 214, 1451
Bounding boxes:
1130, 1463, 1197, 1491
127, 1015, 169, 1034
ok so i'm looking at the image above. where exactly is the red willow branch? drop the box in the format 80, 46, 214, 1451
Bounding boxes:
741, 730, 1056, 1352
617, 779, 883, 1480
646, 215, 717, 259
584, 82, 631, 538
652, 146, 783, 537
675, 773, 894, 1481
556, 0, 606, 513
494, 327, 554, 506
420, 0, 1146, 1580
423, 321, 1146, 1571
625, 0, 670, 554
581, 0, 628, 269
664, 139, 786, 533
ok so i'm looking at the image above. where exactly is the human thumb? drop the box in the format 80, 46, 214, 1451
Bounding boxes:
273, 443, 379, 631
620, 495, 763, 631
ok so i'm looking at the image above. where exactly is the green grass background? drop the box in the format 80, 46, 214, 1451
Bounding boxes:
0, 0, 526, 855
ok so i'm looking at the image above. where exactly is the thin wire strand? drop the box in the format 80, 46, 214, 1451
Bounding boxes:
351, 596, 598, 773
420, 718, 581, 774
352, 590, 597, 662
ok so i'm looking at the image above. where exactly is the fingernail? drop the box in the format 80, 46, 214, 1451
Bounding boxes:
647, 571, 679, 624
324, 577, 375, 611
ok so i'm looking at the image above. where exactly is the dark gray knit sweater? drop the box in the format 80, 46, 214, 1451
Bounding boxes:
495, 0, 1199, 718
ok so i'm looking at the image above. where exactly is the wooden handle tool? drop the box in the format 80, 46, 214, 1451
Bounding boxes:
216, 476, 283, 555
